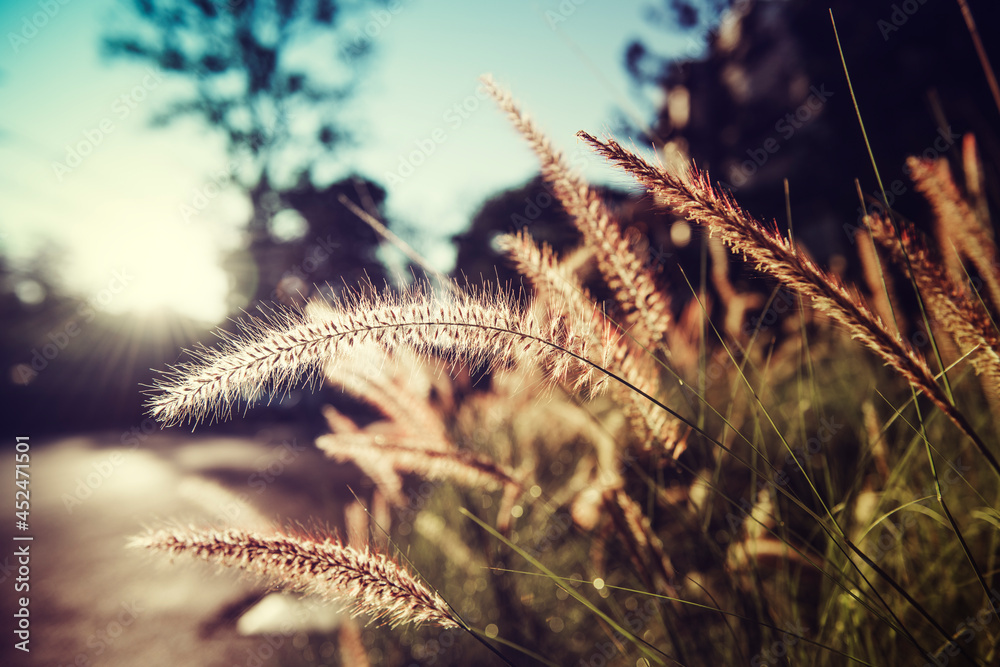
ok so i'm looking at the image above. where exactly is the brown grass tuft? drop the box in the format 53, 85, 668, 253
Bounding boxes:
866, 212, 1000, 405
578, 131, 998, 474
131, 525, 459, 629
316, 433, 522, 493
481, 74, 672, 350
908, 155, 1000, 313
147, 282, 616, 427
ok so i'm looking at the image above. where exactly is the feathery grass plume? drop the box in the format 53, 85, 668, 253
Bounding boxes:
496, 228, 678, 451
131, 525, 459, 629
340, 497, 374, 664
707, 234, 767, 339
578, 131, 1000, 475
706, 233, 768, 339
604, 488, 676, 595
866, 212, 1000, 402
305, 296, 458, 450
494, 229, 596, 326
854, 228, 902, 335
316, 433, 522, 493
321, 403, 363, 435
908, 155, 1000, 314
480, 74, 672, 351
962, 133, 992, 231
667, 297, 708, 379
323, 353, 455, 453
355, 458, 407, 507
319, 405, 409, 505
147, 281, 616, 427
344, 498, 370, 549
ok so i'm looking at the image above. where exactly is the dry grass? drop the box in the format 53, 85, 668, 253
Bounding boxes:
139, 77, 1000, 667
131, 526, 459, 629
480, 74, 672, 351
579, 130, 1000, 476
315, 433, 522, 493
148, 281, 616, 427
867, 211, 1000, 406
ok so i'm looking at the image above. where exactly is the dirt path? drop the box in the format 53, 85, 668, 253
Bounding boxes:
1, 428, 359, 667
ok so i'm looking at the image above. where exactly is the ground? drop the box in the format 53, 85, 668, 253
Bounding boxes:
0, 427, 361, 667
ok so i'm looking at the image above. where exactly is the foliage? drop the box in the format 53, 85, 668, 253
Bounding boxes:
134, 60, 1000, 665
103, 0, 368, 190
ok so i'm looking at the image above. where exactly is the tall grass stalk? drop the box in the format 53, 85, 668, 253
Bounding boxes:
138, 72, 1000, 666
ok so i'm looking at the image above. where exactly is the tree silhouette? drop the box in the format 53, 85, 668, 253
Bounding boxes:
624, 0, 1000, 266
103, 0, 390, 306
625, 0, 733, 89
103, 0, 368, 195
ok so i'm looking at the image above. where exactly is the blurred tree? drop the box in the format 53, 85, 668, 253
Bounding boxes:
103, 0, 389, 308
625, 0, 733, 85
451, 176, 681, 312
225, 174, 388, 309
624, 0, 1000, 266
452, 176, 578, 289
103, 0, 368, 206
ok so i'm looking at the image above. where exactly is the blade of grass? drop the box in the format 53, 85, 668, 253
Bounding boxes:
346, 486, 518, 667
677, 266, 941, 660
833, 23, 998, 640
956, 0, 1000, 117
832, 11, 956, 408
488, 569, 878, 666
467, 627, 559, 667
460, 507, 675, 666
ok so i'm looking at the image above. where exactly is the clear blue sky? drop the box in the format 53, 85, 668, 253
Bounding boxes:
0, 0, 703, 323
